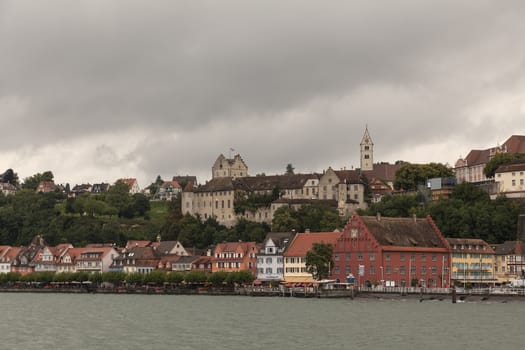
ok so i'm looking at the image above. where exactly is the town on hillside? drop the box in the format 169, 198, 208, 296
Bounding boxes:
1, 127, 525, 289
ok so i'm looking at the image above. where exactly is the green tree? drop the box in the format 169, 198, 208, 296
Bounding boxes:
166, 272, 184, 285
22, 171, 54, 190
105, 181, 133, 218
126, 272, 144, 285
483, 153, 525, 178
394, 163, 453, 191
272, 206, 300, 232
207, 271, 228, 286
144, 270, 167, 285
184, 271, 207, 284
305, 242, 334, 280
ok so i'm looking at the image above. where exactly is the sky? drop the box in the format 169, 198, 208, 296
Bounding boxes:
1, 0, 525, 188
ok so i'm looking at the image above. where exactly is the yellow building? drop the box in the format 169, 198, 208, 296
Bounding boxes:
447, 238, 496, 287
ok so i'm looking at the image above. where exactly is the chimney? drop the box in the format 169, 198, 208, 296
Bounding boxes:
376, 212, 381, 222
518, 214, 525, 241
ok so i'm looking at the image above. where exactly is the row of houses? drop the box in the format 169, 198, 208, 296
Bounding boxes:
2, 214, 524, 288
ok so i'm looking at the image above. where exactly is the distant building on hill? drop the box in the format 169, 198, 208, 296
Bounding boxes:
454, 135, 525, 184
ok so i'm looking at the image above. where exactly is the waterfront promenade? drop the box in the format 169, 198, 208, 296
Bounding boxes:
2, 283, 525, 302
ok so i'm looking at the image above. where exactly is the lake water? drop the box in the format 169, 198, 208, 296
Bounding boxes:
0, 293, 522, 350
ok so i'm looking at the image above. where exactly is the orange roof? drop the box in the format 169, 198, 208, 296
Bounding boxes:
125, 240, 151, 249
284, 232, 341, 257
3, 247, 23, 261
214, 241, 258, 255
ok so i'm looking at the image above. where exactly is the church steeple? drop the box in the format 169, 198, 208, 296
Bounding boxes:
360, 126, 374, 171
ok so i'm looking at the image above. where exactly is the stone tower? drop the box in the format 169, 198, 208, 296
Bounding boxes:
212, 154, 248, 179
360, 126, 374, 171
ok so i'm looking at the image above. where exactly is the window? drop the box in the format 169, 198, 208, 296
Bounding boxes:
345, 266, 351, 275
411, 266, 416, 275
421, 253, 426, 262
265, 268, 272, 274
334, 254, 340, 261
369, 253, 375, 261
334, 266, 340, 274
432, 266, 437, 275
357, 252, 363, 261
400, 253, 405, 262
266, 258, 272, 264
400, 266, 406, 274
385, 253, 391, 261
345, 253, 351, 261
521, 179, 524, 185
370, 266, 375, 275
432, 253, 437, 262
410, 253, 416, 262
512, 179, 516, 186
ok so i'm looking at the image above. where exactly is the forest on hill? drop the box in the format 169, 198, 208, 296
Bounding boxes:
0, 179, 523, 248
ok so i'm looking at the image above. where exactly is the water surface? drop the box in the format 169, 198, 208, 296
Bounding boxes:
0, 293, 521, 349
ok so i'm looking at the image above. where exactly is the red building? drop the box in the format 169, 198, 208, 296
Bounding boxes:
212, 242, 259, 275
332, 214, 451, 288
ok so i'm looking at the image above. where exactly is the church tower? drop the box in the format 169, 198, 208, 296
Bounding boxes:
360, 126, 374, 171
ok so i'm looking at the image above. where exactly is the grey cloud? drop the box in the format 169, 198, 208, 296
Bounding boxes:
1, 1, 525, 184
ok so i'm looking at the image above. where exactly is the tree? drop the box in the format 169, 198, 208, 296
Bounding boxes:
272, 206, 300, 232
394, 163, 453, 191
105, 181, 133, 218
22, 171, 54, 190
483, 153, 525, 178
305, 242, 334, 280
0, 169, 19, 186
285, 163, 295, 175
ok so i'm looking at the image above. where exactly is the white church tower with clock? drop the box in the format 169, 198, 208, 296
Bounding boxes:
360, 126, 374, 171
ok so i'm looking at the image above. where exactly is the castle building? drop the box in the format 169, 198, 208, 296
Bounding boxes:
212, 154, 248, 179
454, 135, 525, 184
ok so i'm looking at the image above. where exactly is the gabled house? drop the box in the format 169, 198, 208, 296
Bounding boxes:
491, 241, 525, 284
0, 246, 13, 273
0, 246, 22, 273
71, 184, 93, 197
283, 231, 341, 283
333, 214, 451, 288
494, 160, 525, 199
56, 247, 84, 273
118, 178, 140, 194
192, 256, 213, 273
113, 246, 160, 274
91, 183, 110, 194
256, 232, 295, 282
156, 181, 182, 201
36, 181, 57, 193
75, 247, 119, 273
11, 235, 48, 275
33, 244, 73, 273
212, 241, 259, 275
0, 182, 17, 196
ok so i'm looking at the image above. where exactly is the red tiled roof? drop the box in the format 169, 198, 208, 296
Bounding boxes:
447, 238, 494, 253
361, 216, 447, 248
284, 232, 341, 257
214, 241, 257, 254
362, 163, 402, 182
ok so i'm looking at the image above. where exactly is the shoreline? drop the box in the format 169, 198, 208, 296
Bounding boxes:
2, 286, 525, 303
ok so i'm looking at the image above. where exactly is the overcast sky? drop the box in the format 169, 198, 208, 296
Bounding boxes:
1, 1, 525, 188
